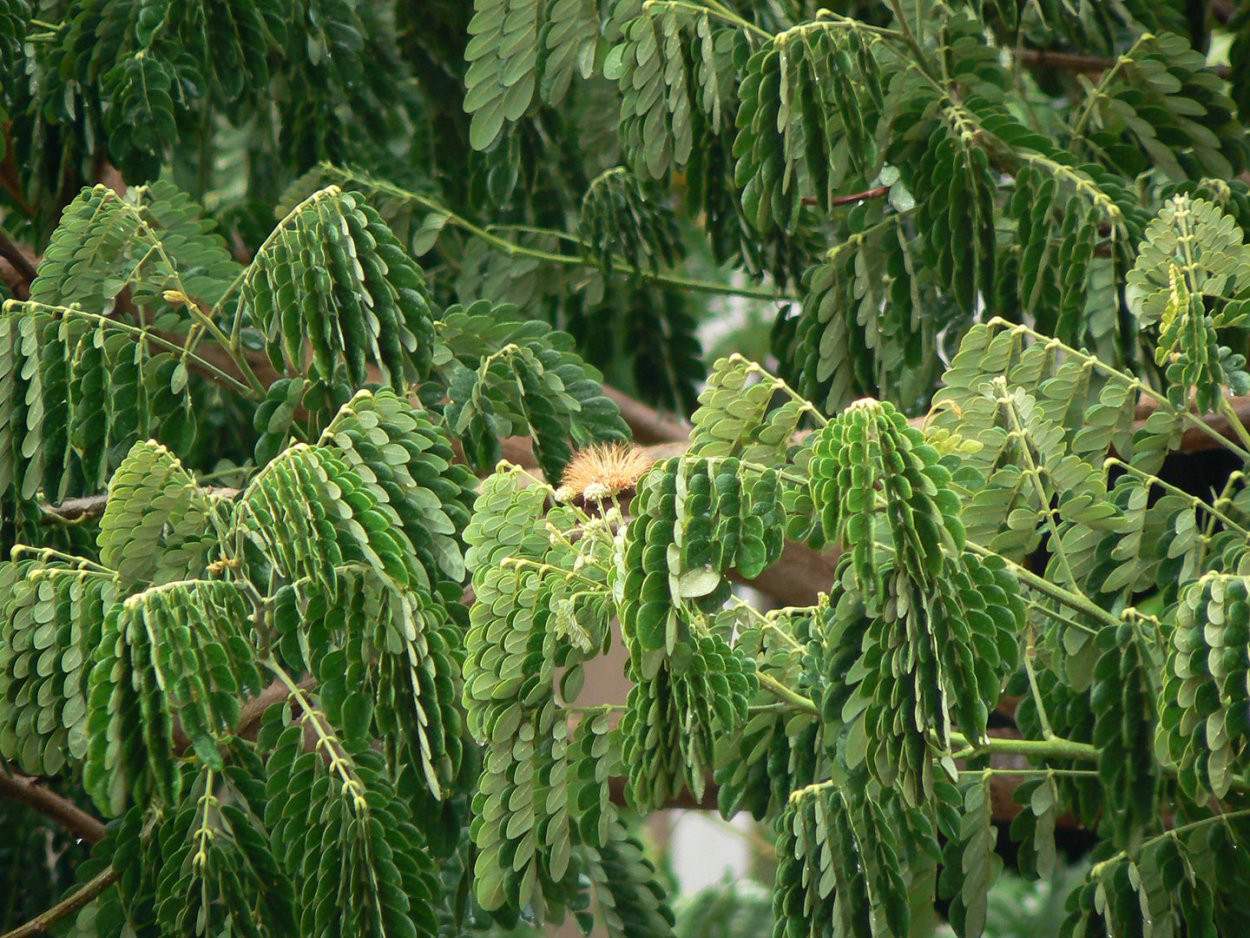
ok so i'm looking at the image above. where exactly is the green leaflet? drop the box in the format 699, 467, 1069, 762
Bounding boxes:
808, 403, 1021, 803
272, 567, 464, 800
585, 818, 677, 938
98, 441, 224, 588
1127, 195, 1250, 329
153, 760, 296, 938
734, 23, 884, 233
434, 299, 629, 481
1092, 619, 1160, 849
1127, 195, 1250, 411
910, 105, 997, 316
84, 579, 261, 815
773, 779, 918, 938
619, 457, 783, 675
1007, 162, 1103, 345
932, 319, 1185, 476
1069, 32, 1247, 182
716, 605, 824, 821
1008, 774, 1060, 882
789, 212, 931, 415
0, 180, 235, 516
240, 186, 436, 390
464, 0, 601, 150
1060, 813, 1250, 937
606, 4, 698, 180
1160, 575, 1250, 801
820, 553, 1022, 806
937, 776, 1003, 938
319, 388, 477, 591
0, 300, 195, 524
808, 398, 963, 595
578, 167, 684, 280
944, 382, 1117, 576
619, 629, 756, 811
234, 442, 424, 597
0, 560, 117, 776
31, 182, 240, 314
258, 701, 440, 938
462, 467, 625, 918
688, 354, 824, 544
60, 0, 286, 178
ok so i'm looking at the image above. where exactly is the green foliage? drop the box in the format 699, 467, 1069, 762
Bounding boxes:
773, 778, 918, 938
1070, 32, 1247, 181
30, 182, 240, 314
259, 701, 441, 938
98, 442, 223, 587
241, 187, 436, 389
152, 762, 296, 937
10, 3, 1250, 937
0, 561, 116, 776
1160, 574, 1250, 801
0, 300, 194, 518
578, 167, 684, 280
434, 300, 629, 480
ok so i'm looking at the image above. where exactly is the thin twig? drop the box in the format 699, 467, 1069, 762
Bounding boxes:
801, 185, 890, 208
0, 868, 118, 938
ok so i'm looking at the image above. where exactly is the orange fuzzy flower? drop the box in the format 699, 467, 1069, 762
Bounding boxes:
557, 443, 653, 503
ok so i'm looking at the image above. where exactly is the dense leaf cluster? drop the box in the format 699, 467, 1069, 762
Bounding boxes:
7, 1, 1250, 937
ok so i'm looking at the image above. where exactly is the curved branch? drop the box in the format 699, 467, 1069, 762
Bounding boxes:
0, 869, 118, 938
0, 768, 106, 844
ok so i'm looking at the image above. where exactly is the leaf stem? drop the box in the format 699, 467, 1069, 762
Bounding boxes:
643, 0, 772, 40
1089, 807, 1250, 880
262, 658, 363, 806
5, 300, 255, 398
319, 165, 790, 302
949, 730, 1100, 763
966, 540, 1120, 630
757, 672, 820, 715
1218, 395, 1250, 458
1107, 456, 1250, 537
985, 318, 1250, 463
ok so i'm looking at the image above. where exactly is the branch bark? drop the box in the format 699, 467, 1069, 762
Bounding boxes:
0, 227, 36, 300
801, 185, 890, 209
1016, 46, 1230, 80
0, 868, 118, 938
0, 767, 106, 844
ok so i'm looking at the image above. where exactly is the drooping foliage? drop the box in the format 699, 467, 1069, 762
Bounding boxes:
5, 1, 1250, 936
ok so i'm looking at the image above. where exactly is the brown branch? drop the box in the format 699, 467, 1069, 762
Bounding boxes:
1, 868, 119, 938
603, 386, 692, 444
0, 768, 106, 844
40, 486, 239, 525
1017, 46, 1230, 80
800, 185, 890, 209
171, 674, 317, 755
0, 228, 36, 300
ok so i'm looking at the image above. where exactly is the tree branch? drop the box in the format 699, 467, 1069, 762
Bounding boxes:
0, 869, 118, 938
1016, 46, 1230, 79
801, 185, 890, 208
0, 227, 36, 300
0, 767, 106, 844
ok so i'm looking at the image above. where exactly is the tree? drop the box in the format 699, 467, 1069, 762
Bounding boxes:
3, 0, 1250, 936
